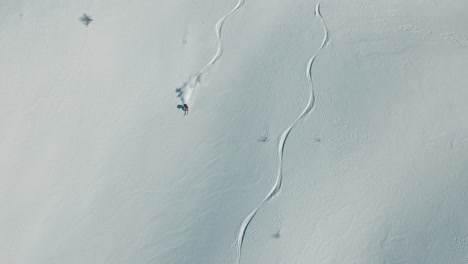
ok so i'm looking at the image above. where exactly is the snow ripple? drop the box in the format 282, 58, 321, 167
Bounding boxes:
235, 2, 329, 263
183, 0, 246, 104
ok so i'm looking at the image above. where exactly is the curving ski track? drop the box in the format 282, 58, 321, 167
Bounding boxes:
189, 0, 246, 89
235, 2, 329, 263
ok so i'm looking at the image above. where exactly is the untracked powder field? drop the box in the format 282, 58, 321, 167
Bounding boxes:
1, 0, 467, 263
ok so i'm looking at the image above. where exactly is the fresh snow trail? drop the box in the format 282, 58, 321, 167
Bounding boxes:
235, 2, 329, 263
181, 0, 246, 105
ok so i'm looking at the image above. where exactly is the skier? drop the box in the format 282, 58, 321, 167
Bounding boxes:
183, 104, 189, 116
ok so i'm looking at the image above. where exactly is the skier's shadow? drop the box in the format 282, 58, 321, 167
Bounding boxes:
175, 83, 186, 112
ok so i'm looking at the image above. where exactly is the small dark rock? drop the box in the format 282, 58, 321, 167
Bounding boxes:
80, 14, 93, 27
272, 232, 281, 239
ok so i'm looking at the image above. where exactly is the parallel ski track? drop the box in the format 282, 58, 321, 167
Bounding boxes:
189, 0, 246, 88
235, 2, 329, 263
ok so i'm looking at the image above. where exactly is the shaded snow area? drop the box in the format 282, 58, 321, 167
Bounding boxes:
1, 0, 467, 263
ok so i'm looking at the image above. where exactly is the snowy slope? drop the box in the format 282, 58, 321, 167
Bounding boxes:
1, 0, 467, 263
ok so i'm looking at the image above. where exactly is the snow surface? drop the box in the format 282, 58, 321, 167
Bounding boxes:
1, 0, 468, 263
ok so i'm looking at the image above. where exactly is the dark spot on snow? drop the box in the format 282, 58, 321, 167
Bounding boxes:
80, 14, 93, 27
175, 83, 186, 106
314, 137, 321, 142
175, 86, 184, 98
272, 232, 281, 239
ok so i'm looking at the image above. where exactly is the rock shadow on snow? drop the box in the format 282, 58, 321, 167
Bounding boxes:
256, 133, 269, 143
